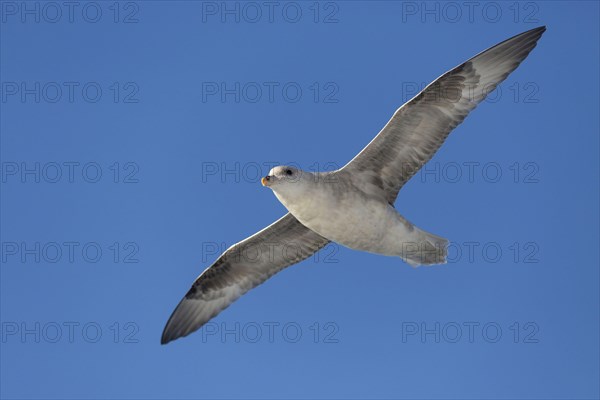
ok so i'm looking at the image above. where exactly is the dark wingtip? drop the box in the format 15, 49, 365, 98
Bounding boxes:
513, 25, 546, 43
161, 318, 185, 345
160, 329, 172, 345
524, 25, 546, 34
527, 25, 547, 40
506, 25, 547, 45
160, 310, 181, 345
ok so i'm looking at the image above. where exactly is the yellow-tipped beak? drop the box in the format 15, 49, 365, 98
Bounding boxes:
261, 177, 268, 186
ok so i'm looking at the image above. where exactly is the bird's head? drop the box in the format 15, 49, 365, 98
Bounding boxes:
261, 165, 314, 198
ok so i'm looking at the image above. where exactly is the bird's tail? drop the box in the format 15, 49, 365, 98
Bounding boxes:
400, 227, 448, 267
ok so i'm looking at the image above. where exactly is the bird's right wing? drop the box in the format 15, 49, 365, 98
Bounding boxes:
341, 26, 546, 204
161, 213, 329, 344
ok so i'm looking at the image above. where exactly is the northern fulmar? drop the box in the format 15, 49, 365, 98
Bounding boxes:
162, 26, 546, 344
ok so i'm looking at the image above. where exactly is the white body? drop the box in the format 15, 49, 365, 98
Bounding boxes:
275, 178, 408, 254
269, 168, 447, 266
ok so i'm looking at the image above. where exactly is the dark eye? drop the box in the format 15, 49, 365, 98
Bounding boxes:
285, 169, 293, 176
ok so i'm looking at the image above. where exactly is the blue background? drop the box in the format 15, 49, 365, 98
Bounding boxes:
1, 1, 598, 399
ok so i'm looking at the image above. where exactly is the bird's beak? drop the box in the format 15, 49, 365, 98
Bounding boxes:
261, 176, 269, 186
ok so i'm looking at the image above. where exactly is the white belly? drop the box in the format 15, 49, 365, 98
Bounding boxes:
274, 184, 414, 256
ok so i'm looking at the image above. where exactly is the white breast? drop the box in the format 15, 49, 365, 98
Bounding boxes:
273, 177, 414, 256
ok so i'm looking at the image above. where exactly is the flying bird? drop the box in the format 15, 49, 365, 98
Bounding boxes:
162, 26, 546, 344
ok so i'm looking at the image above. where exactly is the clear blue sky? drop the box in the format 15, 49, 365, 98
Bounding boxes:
1, 1, 598, 399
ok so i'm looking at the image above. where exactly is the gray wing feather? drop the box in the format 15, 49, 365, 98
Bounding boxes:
341, 26, 546, 203
161, 213, 329, 344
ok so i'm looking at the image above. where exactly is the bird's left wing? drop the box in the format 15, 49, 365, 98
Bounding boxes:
340, 26, 546, 204
161, 213, 329, 344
